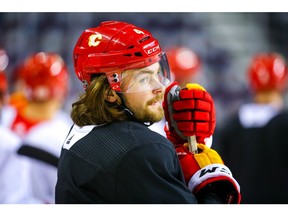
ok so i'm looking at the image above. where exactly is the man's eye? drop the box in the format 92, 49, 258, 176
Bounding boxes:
139, 77, 149, 84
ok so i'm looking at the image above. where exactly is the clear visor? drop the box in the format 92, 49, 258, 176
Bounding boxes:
106, 53, 171, 93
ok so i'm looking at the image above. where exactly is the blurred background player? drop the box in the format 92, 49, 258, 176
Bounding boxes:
165, 46, 201, 88
149, 46, 202, 137
0, 49, 30, 203
215, 52, 288, 203
1, 52, 72, 203
0, 49, 9, 109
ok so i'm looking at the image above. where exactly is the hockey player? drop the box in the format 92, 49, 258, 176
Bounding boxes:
216, 52, 288, 203
55, 21, 240, 204
165, 46, 201, 88
1, 52, 72, 203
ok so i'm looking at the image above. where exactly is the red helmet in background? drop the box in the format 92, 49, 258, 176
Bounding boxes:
15, 52, 69, 102
165, 46, 201, 84
0, 49, 9, 93
248, 52, 288, 92
73, 21, 170, 91
0, 71, 7, 94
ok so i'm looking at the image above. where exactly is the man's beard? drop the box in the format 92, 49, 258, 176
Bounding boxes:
129, 94, 164, 123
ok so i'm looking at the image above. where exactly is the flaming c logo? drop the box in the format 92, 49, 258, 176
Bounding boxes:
133, 28, 145, 35
88, 33, 102, 47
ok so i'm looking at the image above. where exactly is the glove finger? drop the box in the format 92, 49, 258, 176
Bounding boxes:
197, 144, 223, 164
197, 143, 210, 152
173, 109, 216, 125
173, 111, 211, 121
173, 100, 211, 111
179, 89, 212, 102
194, 152, 212, 168
177, 122, 211, 134
206, 148, 224, 164
194, 144, 223, 167
195, 100, 212, 111
173, 100, 195, 110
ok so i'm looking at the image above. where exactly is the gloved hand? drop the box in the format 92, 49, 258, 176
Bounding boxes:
163, 82, 216, 146
176, 143, 241, 204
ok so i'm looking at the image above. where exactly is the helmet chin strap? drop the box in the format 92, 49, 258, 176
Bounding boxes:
116, 92, 152, 127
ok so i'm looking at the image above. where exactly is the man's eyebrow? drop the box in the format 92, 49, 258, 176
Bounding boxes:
132, 70, 152, 80
137, 66, 160, 75
138, 70, 154, 75
132, 65, 160, 78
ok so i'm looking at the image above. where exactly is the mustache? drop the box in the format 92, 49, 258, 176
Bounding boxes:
147, 93, 164, 105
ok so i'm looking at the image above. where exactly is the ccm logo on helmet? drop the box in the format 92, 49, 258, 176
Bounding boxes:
88, 33, 102, 47
147, 45, 160, 55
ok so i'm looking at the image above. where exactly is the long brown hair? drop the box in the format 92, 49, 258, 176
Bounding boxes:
70, 75, 128, 126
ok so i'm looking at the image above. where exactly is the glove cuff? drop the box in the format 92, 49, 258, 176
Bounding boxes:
188, 164, 240, 194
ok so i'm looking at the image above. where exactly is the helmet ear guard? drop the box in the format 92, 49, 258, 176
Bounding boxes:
73, 21, 171, 92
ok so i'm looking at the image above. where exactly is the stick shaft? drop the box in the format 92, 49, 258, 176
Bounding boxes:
188, 135, 198, 153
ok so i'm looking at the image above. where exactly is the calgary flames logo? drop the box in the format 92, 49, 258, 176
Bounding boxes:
133, 28, 145, 35
88, 33, 102, 47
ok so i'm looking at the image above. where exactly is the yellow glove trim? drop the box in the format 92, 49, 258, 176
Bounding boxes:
194, 144, 224, 168
186, 83, 206, 91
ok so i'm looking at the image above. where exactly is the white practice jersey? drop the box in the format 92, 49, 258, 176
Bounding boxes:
0, 125, 31, 203
148, 118, 167, 138
22, 112, 72, 203
1, 105, 73, 203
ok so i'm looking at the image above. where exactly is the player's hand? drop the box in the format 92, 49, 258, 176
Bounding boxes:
163, 82, 216, 146
176, 143, 241, 204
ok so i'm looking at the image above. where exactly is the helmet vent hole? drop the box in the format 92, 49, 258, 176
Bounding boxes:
139, 36, 150, 43
134, 52, 143, 57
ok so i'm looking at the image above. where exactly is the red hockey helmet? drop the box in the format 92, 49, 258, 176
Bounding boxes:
73, 21, 170, 92
0, 49, 9, 94
15, 52, 69, 101
248, 53, 288, 92
165, 46, 200, 83
0, 71, 7, 94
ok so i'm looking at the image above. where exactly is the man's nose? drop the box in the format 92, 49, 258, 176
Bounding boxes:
152, 83, 164, 94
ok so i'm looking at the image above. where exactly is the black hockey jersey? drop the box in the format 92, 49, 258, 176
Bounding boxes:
215, 105, 288, 204
55, 121, 221, 204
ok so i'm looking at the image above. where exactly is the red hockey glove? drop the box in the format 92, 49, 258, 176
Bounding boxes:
163, 82, 216, 146
176, 143, 241, 204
